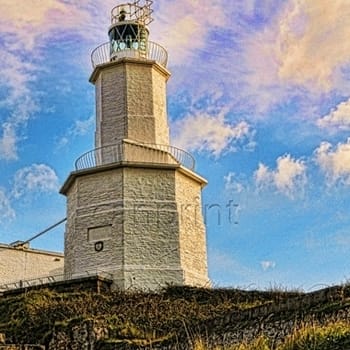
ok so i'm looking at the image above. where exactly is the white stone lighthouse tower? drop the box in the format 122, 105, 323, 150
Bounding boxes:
60, 1, 209, 290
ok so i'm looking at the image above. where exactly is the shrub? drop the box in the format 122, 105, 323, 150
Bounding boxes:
280, 321, 350, 350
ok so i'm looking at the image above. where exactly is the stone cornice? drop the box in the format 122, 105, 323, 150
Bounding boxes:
89, 58, 171, 84
60, 162, 207, 195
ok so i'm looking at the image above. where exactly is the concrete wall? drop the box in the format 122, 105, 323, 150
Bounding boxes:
0, 245, 64, 285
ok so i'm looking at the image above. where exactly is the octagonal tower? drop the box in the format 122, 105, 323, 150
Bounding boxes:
60, 1, 209, 290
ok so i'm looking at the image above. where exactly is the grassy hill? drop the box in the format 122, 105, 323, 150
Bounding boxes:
0, 285, 350, 349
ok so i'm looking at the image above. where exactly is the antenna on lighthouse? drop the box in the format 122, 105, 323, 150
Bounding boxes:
132, 0, 154, 26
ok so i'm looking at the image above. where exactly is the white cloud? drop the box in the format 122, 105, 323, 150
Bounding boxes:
211, 0, 350, 116
153, 0, 227, 65
13, 164, 59, 199
172, 110, 253, 157
260, 260, 276, 271
154, 1, 287, 115
224, 172, 245, 193
0, 189, 15, 223
255, 154, 307, 198
0, 0, 91, 51
56, 116, 94, 149
317, 99, 350, 131
274, 155, 307, 195
70, 116, 94, 137
315, 139, 350, 185
0, 0, 94, 161
56, 136, 69, 150
0, 51, 39, 160
0, 0, 69, 26
255, 163, 272, 189
276, 0, 350, 92
0, 51, 37, 106
0, 124, 18, 160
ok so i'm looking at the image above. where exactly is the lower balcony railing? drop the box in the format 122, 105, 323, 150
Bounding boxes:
74, 142, 195, 171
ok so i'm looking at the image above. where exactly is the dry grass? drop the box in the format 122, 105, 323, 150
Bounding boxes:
0, 286, 276, 345
280, 320, 350, 350
0, 285, 349, 348
193, 320, 350, 350
194, 336, 270, 350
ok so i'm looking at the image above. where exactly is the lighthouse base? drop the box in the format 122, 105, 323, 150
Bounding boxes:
61, 162, 210, 291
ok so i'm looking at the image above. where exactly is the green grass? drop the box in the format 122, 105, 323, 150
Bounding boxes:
194, 321, 350, 350
0, 285, 349, 348
0, 286, 273, 345
280, 321, 350, 350
194, 336, 270, 350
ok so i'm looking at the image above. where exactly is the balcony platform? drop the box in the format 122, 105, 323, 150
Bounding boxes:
91, 41, 168, 69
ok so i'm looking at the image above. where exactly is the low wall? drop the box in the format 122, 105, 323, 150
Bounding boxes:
2, 275, 112, 297
0, 345, 44, 349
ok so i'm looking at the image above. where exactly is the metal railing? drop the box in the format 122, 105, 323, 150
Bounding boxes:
75, 142, 195, 171
110, 2, 154, 26
0, 270, 113, 292
91, 40, 168, 68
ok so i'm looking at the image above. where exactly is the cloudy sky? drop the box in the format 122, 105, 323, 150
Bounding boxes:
1, 0, 350, 290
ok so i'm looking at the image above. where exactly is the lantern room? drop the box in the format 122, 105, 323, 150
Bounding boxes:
108, 2, 152, 59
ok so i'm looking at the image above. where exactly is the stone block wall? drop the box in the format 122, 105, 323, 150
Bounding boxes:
122, 166, 183, 289
95, 64, 127, 148
63, 163, 208, 290
92, 59, 170, 149
64, 164, 186, 290
151, 65, 169, 145
175, 171, 209, 286
64, 168, 124, 278
63, 57, 208, 291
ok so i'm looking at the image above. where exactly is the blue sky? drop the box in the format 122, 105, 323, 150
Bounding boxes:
1, 0, 350, 290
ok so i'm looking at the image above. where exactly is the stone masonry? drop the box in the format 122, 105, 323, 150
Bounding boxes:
92, 59, 170, 149
61, 162, 209, 290
60, 6, 209, 290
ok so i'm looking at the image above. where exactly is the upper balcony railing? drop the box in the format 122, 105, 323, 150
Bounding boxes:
91, 40, 168, 69
110, 2, 154, 26
75, 141, 195, 171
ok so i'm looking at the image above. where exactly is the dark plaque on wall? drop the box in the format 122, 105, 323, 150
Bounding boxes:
94, 241, 104, 252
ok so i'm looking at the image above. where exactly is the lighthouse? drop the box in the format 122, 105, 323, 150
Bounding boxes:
60, 1, 209, 290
